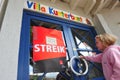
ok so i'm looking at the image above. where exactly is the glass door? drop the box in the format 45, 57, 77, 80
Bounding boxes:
68, 27, 104, 80
18, 10, 104, 80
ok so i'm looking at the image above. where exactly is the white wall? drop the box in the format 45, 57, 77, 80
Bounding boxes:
101, 8, 120, 44
0, 0, 25, 80
0, 0, 8, 29
94, 8, 120, 45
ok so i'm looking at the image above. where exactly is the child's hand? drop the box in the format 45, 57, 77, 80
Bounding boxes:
92, 52, 96, 55
79, 56, 85, 59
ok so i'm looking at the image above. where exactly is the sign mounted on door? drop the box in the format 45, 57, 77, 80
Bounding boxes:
32, 26, 66, 61
32, 26, 67, 72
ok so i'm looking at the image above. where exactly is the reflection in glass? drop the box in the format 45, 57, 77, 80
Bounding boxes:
75, 36, 94, 56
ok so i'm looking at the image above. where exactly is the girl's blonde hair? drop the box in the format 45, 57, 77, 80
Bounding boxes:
95, 33, 117, 46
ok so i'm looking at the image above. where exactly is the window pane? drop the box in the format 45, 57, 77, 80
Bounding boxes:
29, 19, 68, 80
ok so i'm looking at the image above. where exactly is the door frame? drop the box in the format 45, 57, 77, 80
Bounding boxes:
17, 10, 97, 80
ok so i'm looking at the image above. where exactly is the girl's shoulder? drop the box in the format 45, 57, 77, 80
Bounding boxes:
104, 45, 120, 54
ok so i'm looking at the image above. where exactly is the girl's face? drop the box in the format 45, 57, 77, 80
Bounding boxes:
95, 38, 105, 51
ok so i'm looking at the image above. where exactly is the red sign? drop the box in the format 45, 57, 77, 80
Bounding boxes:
33, 26, 66, 61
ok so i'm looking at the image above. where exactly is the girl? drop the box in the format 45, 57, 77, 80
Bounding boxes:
80, 33, 120, 80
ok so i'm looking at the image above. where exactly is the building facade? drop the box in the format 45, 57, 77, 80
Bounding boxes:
0, 0, 120, 80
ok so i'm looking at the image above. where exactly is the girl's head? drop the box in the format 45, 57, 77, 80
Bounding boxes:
95, 33, 117, 51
